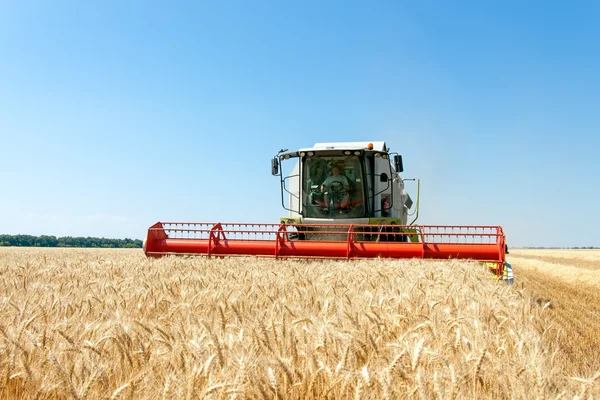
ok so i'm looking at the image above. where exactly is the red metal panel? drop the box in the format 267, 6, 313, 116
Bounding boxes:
146, 238, 497, 261
144, 222, 506, 277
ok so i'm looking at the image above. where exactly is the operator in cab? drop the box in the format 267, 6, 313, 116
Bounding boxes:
321, 164, 350, 211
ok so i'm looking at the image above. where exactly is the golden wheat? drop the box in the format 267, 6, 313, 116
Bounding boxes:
509, 249, 600, 378
0, 247, 597, 398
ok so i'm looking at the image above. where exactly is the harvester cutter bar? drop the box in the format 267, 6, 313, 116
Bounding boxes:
144, 222, 506, 277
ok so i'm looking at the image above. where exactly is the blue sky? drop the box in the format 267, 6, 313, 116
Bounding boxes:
1, 1, 598, 247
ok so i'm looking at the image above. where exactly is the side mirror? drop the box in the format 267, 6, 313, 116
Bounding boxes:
380, 173, 388, 182
394, 155, 404, 173
271, 158, 279, 176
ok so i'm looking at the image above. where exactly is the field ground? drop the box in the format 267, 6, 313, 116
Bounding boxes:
0, 247, 598, 399
508, 249, 600, 377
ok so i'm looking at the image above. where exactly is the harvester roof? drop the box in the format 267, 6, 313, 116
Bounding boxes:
300, 141, 388, 152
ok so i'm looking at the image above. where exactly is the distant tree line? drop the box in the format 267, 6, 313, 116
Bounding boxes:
0, 234, 142, 248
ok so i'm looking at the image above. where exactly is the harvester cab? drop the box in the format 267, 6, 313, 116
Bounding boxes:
144, 141, 513, 284
272, 141, 415, 228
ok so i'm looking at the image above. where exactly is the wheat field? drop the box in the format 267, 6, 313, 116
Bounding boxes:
0, 248, 598, 399
508, 249, 600, 380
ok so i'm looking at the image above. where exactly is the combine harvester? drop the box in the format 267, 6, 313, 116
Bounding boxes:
144, 142, 513, 283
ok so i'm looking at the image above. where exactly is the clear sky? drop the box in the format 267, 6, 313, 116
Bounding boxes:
1, 1, 598, 247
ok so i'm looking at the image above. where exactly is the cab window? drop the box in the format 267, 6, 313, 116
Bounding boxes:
302, 156, 366, 218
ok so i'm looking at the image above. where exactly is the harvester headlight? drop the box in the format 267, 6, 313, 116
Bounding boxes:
354, 151, 361, 156
382, 154, 388, 159
344, 151, 352, 155
375, 153, 381, 158
284, 154, 290, 159
308, 151, 315, 156
300, 152, 306, 157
